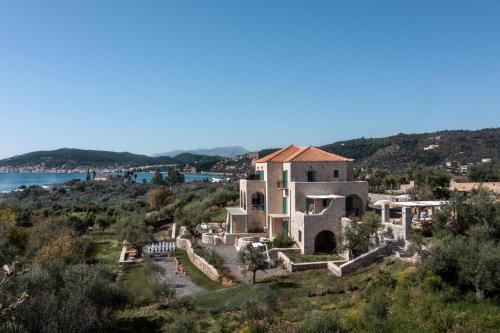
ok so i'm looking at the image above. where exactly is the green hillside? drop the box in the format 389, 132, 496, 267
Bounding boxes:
321, 128, 499, 169
0, 148, 222, 169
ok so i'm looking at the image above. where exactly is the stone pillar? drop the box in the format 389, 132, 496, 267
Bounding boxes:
341, 217, 352, 260
401, 207, 412, 240
171, 223, 177, 239
381, 203, 390, 223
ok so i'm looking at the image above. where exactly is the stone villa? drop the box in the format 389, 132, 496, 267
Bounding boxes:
226, 145, 368, 254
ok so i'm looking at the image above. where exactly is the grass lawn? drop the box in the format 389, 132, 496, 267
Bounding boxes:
89, 231, 122, 271
122, 264, 155, 305
286, 252, 344, 263
194, 283, 271, 312
174, 250, 222, 290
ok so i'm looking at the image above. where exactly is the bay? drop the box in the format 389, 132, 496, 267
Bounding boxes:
0, 172, 224, 193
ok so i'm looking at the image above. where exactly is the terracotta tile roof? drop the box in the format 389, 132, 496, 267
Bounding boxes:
254, 145, 302, 162
255, 145, 352, 163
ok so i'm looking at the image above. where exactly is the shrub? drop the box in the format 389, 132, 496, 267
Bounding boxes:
168, 296, 195, 310
192, 244, 223, 269
272, 234, 295, 248
239, 322, 266, 333
422, 273, 444, 292
299, 312, 346, 333
363, 289, 390, 320
150, 279, 175, 302
343, 212, 381, 257
35, 234, 87, 265
9, 264, 125, 333
147, 187, 175, 210
167, 311, 198, 333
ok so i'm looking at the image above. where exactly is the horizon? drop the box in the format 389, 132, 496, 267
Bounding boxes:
1, 1, 500, 159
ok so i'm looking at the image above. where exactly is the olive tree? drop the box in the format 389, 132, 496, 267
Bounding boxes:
238, 245, 269, 284
342, 212, 381, 257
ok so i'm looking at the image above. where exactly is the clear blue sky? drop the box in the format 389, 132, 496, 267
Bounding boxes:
0, 0, 499, 158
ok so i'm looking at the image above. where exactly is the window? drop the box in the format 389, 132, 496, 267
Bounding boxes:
333, 169, 339, 178
281, 170, 288, 188
255, 170, 264, 180
298, 230, 302, 242
307, 170, 316, 182
306, 198, 313, 214
282, 196, 288, 214
323, 199, 329, 207
251, 192, 265, 211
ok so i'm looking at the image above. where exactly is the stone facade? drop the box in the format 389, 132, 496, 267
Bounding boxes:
225, 145, 369, 255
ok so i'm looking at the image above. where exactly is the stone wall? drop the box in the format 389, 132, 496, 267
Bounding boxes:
176, 236, 220, 282
328, 243, 392, 277
222, 232, 268, 245
176, 236, 190, 250
267, 247, 300, 259
277, 251, 345, 273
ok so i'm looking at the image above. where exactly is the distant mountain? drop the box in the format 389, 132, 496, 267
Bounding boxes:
172, 153, 223, 164
154, 146, 249, 158
0, 148, 222, 169
320, 128, 500, 169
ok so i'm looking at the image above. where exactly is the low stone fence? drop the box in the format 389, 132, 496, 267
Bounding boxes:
267, 247, 300, 259
223, 232, 268, 245
175, 236, 220, 282
277, 251, 346, 273
202, 233, 216, 245
176, 236, 191, 250
327, 242, 392, 277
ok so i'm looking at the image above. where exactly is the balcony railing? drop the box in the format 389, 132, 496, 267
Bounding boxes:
277, 180, 288, 189
251, 204, 265, 212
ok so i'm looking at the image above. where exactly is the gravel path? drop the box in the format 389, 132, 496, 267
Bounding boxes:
154, 258, 206, 298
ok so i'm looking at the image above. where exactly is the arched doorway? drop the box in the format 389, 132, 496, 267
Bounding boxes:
251, 192, 265, 211
346, 194, 364, 216
314, 230, 336, 253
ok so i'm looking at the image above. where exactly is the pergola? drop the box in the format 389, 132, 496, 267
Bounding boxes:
374, 199, 448, 227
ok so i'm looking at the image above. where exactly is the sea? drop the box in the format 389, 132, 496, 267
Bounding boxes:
0, 172, 224, 193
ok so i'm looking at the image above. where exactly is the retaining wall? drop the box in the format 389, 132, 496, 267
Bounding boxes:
277, 251, 346, 273
223, 232, 268, 245
175, 236, 220, 282
328, 243, 392, 277
267, 247, 300, 259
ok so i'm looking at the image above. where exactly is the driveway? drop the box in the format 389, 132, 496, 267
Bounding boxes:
212, 244, 289, 283
154, 258, 206, 298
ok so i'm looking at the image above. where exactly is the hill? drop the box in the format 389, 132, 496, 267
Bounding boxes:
154, 146, 249, 158
320, 128, 499, 169
0, 148, 222, 170
207, 128, 500, 174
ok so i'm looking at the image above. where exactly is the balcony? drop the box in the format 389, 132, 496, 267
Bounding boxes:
277, 180, 288, 189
